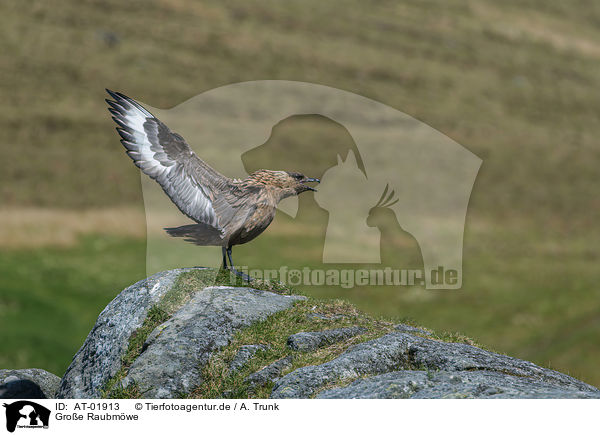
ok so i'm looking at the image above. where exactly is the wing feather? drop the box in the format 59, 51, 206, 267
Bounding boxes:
106, 89, 237, 232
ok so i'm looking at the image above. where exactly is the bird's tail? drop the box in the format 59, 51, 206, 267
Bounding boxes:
164, 223, 224, 246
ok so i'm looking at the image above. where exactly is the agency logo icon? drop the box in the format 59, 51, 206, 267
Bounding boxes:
134, 80, 481, 289
3, 401, 50, 433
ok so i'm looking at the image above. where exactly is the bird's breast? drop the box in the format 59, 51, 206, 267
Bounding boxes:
226, 202, 277, 246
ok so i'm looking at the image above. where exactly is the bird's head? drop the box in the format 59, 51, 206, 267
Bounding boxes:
249, 170, 320, 198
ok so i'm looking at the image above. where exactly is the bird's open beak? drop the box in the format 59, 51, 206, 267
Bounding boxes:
303, 177, 320, 191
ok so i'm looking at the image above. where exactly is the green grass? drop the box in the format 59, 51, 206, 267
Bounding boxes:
0, 235, 146, 377
102, 304, 169, 399
190, 297, 395, 399
101, 268, 296, 398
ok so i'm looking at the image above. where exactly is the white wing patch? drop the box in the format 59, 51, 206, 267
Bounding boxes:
107, 90, 222, 232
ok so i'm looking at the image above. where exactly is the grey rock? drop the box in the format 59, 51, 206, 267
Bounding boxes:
271, 331, 600, 398
122, 287, 304, 398
394, 324, 432, 336
57, 268, 200, 398
245, 356, 293, 389
0, 369, 61, 399
287, 327, 367, 352
317, 370, 600, 399
0, 380, 45, 399
230, 345, 269, 373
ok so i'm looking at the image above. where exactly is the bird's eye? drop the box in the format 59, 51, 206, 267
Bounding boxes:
293, 173, 303, 180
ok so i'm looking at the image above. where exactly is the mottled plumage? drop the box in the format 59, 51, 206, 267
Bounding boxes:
106, 90, 319, 277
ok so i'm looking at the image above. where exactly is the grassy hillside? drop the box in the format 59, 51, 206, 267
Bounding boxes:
1, 0, 599, 385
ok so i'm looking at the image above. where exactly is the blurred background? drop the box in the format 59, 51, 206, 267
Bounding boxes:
1, 0, 599, 386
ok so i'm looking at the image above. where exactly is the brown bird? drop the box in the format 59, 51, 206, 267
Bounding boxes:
106, 90, 319, 279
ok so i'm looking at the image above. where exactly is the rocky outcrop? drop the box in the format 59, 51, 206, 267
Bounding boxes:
245, 356, 293, 390
287, 327, 366, 352
394, 324, 432, 336
271, 330, 600, 398
230, 345, 269, 373
316, 370, 600, 399
10, 268, 594, 400
120, 287, 304, 398
0, 369, 61, 399
56, 268, 304, 399
56, 269, 189, 398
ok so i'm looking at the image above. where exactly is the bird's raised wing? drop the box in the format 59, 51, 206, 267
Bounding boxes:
106, 90, 237, 231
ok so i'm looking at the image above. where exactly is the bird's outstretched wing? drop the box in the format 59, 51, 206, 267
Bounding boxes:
106, 89, 238, 232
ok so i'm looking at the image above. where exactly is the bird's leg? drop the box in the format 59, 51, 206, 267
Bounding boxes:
226, 247, 252, 282
221, 246, 228, 270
